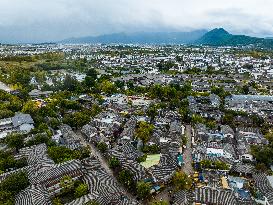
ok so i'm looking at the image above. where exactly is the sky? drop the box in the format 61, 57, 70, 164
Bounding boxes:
0, 0, 273, 43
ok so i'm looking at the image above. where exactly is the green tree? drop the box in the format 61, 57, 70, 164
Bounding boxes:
147, 104, 159, 122
48, 146, 89, 163
109, 157, 120, 169
223, 113, 234, 125
5, 133, 24, 151
149, 201, 168, 205
52, 198, 64, 205
48, 118, 61, 129
100, 80, 117, 94
84, 201, 100, 205
118, 169, 135, 190
86, 68, 98, 79
0, 110, 14, 119
74, 183, 88, 198
0, 171, 29, 196
22, 100, 38, 116
191, 114, 205, 124
242, 85, 250, 94
63, 75, 79, 91
136, 181, 151, 199
60, 176, 74, 193
0, 191, 13, 205
172, 171, 192, 191
97, 142, 108, 153
135, 121, 154, 145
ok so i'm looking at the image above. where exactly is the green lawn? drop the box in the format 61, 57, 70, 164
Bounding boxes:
140, 154, 161, 168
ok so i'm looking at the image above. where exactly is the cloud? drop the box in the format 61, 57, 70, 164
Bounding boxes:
0, 0, 273, 43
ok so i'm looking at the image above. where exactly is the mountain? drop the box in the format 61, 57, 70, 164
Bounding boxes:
196, 28, 273, 49
60, 28, 273, 49
60, 30, 207, 44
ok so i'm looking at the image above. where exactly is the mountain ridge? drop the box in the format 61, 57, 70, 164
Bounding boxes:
197, 28, 273, 48
60, 28, 273, 49
60, 30, 207, 44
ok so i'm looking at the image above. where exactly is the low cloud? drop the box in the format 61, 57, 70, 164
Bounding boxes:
0, 0, 273, 43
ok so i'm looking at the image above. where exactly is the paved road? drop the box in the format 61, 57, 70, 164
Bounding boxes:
182, 125, 194, 175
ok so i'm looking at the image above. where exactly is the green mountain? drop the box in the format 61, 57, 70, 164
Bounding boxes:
196, 28, 273, 49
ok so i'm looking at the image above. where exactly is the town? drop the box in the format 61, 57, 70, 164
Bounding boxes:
0, 43, 272, 205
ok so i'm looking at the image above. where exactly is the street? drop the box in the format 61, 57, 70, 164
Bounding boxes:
182, 125, 194, 175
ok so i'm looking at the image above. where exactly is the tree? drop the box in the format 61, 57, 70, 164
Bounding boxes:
136, 154, 147, 163
22, 100, 38, 116
242, 85, 249, 94
5, 133, 24, 151
109, 157, 120, 169
74, 183, 88, 198
172, 171, 192, 191
0, 191, 13, 205
86, 68, 98, 79
223, 113, 234, 125
136, 181, 151, 199
0, 151, 27, 172
85, 68, 97, 88
84, 201, 100, 205
0, 110, 14, 119
147, 104, 158, 122
73, 112, 91, 128
251, 145, 273, 167
191, 114, 205, 124
49, 118, 61, 129
63, 75, 78, 91
149, 201, 168, 205
100, 80, 117, 94
60, 176, 74, 193
0, 171, 29, 196
52, 198, 64, 205
118, 169, 135, 190
181, 135, 187, 146
48, 146, 89, 163
97, 142, 108, 153
135, 121, 154, 145
84, 76, 96, 87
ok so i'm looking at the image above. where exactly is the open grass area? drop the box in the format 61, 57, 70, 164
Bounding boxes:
140, 154, 161, 168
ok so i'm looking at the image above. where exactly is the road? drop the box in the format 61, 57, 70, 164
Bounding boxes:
182, 125, 194, 175
76, 131, 139, 204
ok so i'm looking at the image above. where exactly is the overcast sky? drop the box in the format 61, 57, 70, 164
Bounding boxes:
0, 0, 273, 43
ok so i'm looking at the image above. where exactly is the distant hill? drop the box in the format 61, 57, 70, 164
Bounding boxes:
196, 28, 273, 49
60, 28, 273, 49
60, 30, 207, 44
